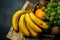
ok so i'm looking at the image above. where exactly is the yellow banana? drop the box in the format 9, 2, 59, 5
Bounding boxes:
25, 13, 42, 33
26, 22, 38, 37
12, 10, 26, 31
30, 12, 48, 29
19, 14, 30, 36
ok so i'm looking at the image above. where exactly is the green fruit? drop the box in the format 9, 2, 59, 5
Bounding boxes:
58, 15, 60, 19
47, 11, 52, 14
43, 14, 47, 19
58, 2, 60, 6
44, 14, 50, 20
57, 20, 60, 26
43, 14, 49, 20
53, 2, 57, 7
47, 10, 53, 16
50, 0, 54, 2
55, 15, 59, 20
45, 9, 48, 12
57, 10, 60, 14
46, 16, 49, 20
57, 6, 60, 10
49, 21, 53, 25
46, 22, 52, 28
47, 2, 57, 7
41, 7, 46, 11
47, 13, 50, 16
55, 8, 57, 11
47, 7, 52, 11
49, 16, 54, 21
47, 8, 55, 12
53, 20, 57, 25
47, 2, 54, 7
51, 8, 55, 12
50, 12, 56, 16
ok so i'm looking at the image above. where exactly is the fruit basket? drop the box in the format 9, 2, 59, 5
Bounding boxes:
6, 0, 60, 40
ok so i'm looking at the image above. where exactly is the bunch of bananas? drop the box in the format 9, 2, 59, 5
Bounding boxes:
12, 10, 48, 37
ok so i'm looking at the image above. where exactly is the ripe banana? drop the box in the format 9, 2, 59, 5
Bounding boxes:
25, 13, 42, 33
26, 22, 38, 37
12, 10, 26, 31
19, 14, 30, 36
29, 12, 48, 29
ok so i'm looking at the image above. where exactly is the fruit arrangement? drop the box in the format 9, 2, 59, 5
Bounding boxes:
12, 0, 60, 38
12, 10, 48, 37
42, 1, 60, 26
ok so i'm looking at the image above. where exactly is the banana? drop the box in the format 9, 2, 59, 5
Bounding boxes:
26, 22, 38, 37
12, 10, 26, 31
19, 14, 30, 36
25, 13, 42, 33
30, 11, 48, 29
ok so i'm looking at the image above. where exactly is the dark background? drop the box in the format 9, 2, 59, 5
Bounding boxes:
0, 0, 60, 40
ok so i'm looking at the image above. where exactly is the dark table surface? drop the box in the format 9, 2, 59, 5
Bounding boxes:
0, 0, 60, 40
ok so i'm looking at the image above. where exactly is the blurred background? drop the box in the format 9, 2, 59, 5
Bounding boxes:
0, 0, 60, 40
